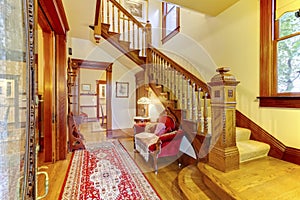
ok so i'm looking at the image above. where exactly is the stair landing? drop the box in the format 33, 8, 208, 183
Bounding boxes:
196, 156, 300, 200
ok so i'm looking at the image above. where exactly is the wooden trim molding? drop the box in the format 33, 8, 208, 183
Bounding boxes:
258, 96, 300, 108
38, 0, 69, 34
71, 58, 112, 70
236, 110, 300, 165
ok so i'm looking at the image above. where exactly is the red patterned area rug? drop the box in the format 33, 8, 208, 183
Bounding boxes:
59, 140, 161, 200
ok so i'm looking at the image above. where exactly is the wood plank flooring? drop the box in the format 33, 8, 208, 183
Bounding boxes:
37, 122, 185, 200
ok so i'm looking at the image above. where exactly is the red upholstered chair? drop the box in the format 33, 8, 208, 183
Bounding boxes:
134, 115, 184, 173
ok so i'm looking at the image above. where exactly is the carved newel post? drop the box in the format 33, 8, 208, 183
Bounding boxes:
208, 67, 240, 172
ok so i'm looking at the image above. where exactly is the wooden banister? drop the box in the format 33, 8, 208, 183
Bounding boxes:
148, 45, 210, 93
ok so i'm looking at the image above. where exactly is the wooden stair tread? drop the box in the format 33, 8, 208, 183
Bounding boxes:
198, 157, 300, 200
178, 165, 220, 200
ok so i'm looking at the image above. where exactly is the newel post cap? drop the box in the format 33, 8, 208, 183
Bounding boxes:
209, 67, 240, 86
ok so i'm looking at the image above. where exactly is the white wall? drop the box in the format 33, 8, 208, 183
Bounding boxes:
152, 0, 300, 148
70, 38, 139, 130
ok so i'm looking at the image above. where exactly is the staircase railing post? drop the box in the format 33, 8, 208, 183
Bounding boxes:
145, 21, 152, 84
145, 20, 152, 48
208, 67, 240, 172
94, 0, 102, 43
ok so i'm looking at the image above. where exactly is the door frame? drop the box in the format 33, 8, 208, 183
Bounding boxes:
70, 59, 113, 131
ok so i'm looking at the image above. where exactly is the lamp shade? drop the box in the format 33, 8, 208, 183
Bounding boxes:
137, 97, 151, 105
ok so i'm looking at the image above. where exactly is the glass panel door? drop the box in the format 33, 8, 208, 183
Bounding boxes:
0, 0, 36, 199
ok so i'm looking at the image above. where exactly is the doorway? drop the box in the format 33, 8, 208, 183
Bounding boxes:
68, 58, 112, 132
97, 80, 107, 129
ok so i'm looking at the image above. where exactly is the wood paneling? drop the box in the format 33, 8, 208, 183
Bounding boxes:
56, 34, 67, 160
42, 31, 55, 162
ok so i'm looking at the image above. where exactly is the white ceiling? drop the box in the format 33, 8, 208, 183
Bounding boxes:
166, 0, 239, 16
62, 0, 239, 41
62, 0, 97, 40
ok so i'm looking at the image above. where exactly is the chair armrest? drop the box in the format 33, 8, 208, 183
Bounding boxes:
159, 129, 184, 142
133, 123, 147, 134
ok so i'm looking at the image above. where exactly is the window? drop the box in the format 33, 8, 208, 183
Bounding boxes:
162, 2, 180, 44
259, 0, 300, 108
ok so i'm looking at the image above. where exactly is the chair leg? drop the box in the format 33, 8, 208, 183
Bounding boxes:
151, 152, 159, 174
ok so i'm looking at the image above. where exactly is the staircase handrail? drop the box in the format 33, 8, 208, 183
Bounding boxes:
94, 0, 148, 56
148, 45, 210, 93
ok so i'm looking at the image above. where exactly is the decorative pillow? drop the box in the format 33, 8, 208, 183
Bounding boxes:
144, 123, 159, 133
154, 123, 167, 136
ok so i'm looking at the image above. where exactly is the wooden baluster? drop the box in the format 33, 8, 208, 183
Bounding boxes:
173, 68, 177, 101
132, 23, 135, 49
157, 54, 160, 84
203, 92, 208, 135
157, 56, 160, 85
122, 14, 125, 41
107, 0, 109, 25
112, 4, 115, 32
174, 71, 178, 101
128, 19, 131, 44
197, 87, 203, 134
186, 79, 191, 120
169, 67, 172, 100
145, 21, 151, 57
161, 60, 165, 87
169, 67, 173, 100
177, 72, 181, 108
192, 82, 196, 121
117, 9, 120, 34
182, 75, 186, 111
137, 27, 140, 51
101, 0, 104, 22
142, 30, 145, 56
154, 53, 158, 84
151, 51, 155, 80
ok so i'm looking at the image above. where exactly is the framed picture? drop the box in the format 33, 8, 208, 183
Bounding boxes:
123, 0, 147, 22
81, 84, 91, 91
116, 82, 129, 98
99, 84, 106, 98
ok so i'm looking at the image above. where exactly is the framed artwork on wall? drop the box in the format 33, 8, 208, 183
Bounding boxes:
116, 82, 129, 98
123, 0, 147, 22
81, 84, 91, 91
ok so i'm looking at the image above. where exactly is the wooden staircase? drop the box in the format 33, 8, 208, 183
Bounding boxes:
89, 0, 285, 199
98, 22, 147, 66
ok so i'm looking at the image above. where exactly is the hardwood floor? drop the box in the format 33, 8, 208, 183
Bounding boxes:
38, 121, 300, 200
37, 122, 185, 200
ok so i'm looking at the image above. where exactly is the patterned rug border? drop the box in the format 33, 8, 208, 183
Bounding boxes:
59, 139, 161, 200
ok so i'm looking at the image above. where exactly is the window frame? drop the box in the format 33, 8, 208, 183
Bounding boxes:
162, 2, 180, 44
259, 0, 300, 108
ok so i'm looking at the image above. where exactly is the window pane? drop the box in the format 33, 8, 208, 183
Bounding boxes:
279, 11, 300, 38
166, 7, 177, 35
167, 4, 175, 13
277, 35, 300, 92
